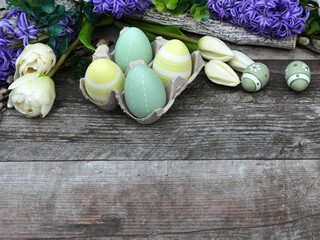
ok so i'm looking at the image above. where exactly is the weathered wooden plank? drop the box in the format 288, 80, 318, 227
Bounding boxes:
1, 57, 320, 160
131, 8, 296, 49
0, 160, 319, 239
1, 26, 319, 160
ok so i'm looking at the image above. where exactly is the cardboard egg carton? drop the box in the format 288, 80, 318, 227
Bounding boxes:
80, 32, 205, 124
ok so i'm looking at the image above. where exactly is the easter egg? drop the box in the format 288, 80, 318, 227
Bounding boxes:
114, 27, 153, 72
85, 58, 125, 103
241, 62, 270, 92
152, 39, 192, 86
124, 64, 166, 118
285, 61, 311, 92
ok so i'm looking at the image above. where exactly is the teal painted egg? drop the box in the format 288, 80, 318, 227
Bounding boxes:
114, 27, 153, 72
124, 64, 167, 118
285, 61, 311, 92
85, 59, 125, 103
241, 62, 270, 92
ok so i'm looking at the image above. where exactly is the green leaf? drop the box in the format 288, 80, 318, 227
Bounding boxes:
58, 35, 69, 57
73, 69, 85, 79
83, 2, 100, 26
47, 37, 56, 50
69, 55, 80, 68
41, 3, 55, 14
79, 58, 91, 68
193, 6, 209, 21
48, 24, 63, 37
78, 20, 96, 51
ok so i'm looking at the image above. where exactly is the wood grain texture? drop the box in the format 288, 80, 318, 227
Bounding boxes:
1, 25, 319, 160
131, 8, 296, 49
0, 160, 319, 239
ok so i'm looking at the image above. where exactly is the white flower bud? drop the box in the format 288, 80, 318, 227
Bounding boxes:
312, 38, 320, 50
14, 43, 56, 80
205, 60, 240, 87
198, 36, 234, 62
8, 72, 56, 118
298, 37, 310, 46
227, 50, 254, 72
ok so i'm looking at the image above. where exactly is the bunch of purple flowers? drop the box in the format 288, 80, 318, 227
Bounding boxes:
0, 9, 37, 84
91, 0, 152, 19
207, 0, 309, 40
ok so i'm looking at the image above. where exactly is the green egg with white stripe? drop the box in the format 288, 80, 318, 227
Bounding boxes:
152, 39, 192, 86
285, 61, 311, 92
85, 59, 125, 103
241, 62, 270, 92
124, 64, 166, 118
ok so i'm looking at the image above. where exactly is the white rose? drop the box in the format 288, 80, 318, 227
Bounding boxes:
14, 43, 56, 80
8, 72, 56, 118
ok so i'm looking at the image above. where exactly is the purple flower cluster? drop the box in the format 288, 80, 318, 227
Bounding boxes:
91, 0, 152, 19
0, 9, 36, 84
207, 0, 309, 40
53, 14, 79, 51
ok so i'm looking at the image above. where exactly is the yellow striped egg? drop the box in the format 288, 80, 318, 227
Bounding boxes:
152, 39, 192, 86
85, 59, 125, 103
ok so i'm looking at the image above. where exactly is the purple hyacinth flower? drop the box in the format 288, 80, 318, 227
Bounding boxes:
91, 0, 152, 19
0, 46, 19, 84
58, 14, 78, 37
207, 0, 309, 40
11, 11, 38, 46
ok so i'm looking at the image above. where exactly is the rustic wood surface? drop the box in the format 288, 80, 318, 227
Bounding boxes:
1, 7, 320, 239
1, 26, 319, 160
131, 8, 296, 49
0, 160, 320, 239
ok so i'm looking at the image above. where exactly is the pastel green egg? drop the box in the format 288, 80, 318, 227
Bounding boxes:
152, 39, 192, 86
124, 64, 167, 118
114, 27, 153, 72
285, 61, 311, 92
85, 58, 125, 103
241, 62, 270, 92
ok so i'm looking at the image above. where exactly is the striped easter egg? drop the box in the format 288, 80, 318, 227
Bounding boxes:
152, 39, 192, 86
85, 59, 125, 103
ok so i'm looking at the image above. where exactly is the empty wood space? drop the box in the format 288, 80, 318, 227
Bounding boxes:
0, 19, 320, 239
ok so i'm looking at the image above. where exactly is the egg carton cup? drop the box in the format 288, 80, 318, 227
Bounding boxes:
80, 35, 205, 124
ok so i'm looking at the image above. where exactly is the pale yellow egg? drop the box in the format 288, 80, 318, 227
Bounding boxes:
85, 59, 125, 103
152, 40, 192, 86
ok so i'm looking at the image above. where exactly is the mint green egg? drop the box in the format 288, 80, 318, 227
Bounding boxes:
124, 65, 167, 118
114, 27, 153, 72
241, 62, 270, 92
285, 61, 311, 92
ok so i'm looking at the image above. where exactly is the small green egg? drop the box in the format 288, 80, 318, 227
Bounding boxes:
124, 65, 167, 118
285, 61, 311, 92
241, 62, 270, 92
114, 27, 153, 72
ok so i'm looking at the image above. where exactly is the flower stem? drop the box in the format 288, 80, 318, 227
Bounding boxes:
0, 102, 7, 113
298, 42, 320, 55
300, 2, 320, 10
134, 26, 198, 44
48, 38, 80, 78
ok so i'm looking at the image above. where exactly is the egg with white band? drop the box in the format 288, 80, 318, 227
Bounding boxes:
85, 59, 125, 104
285, 61, 311, 92
152, 39, 192, 86
241, 62, 270, 92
